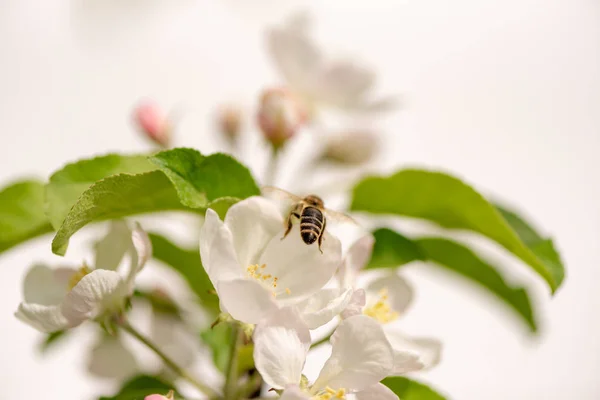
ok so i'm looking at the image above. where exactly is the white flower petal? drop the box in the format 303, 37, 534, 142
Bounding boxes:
296, 288, 353, 329
131, 222, 152, 272
366, 273, 414, 316
391, 348, 424, 375
259, 226, 342, 301
254, 308, 310, 390
87, 336, 138, 379
338, 234, 374, 288
217, 279, 278, 324
224, 196, 284, 267
61, 270, 126, 326
15, 303, 69, 333
199, 209, 243, 286
355, 383, 399, 400
312, 315, 393, 393
313, 61, 375, 109
384, 329, 442, 371
125, 222, 152, 291
340, 289, 366, 320
22, 264, 72, 305
326, 219, 369, 258
267, 15, 323, 96
94, 220, 132, 271
280, 385, 310, 400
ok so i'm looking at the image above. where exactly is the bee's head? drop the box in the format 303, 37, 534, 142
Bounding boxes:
304, 195, 324, 208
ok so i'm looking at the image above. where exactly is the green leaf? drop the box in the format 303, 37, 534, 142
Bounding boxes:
495, 204, 565, 286
149, 148, 260, 208
351, 169, 564, 293
45, 154, 156, 230
0, 180, 54, 254
149, 233, 219, 314
98, 375, 176, 400
382, 377, 447, 400
52, 171, 190, 255
48, 150, 257, 256
368, 228, 537, 331
367, 228, 426, 269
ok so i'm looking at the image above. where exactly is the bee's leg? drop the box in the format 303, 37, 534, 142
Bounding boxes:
282, 205, 301, 240
317, 218, 326, 254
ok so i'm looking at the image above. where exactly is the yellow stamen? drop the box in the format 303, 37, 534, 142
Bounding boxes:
68, 263, 92, 290
312, 387, 346, 400
246, 264, 283, 296
285, 287, 291, 295
363, 287, 399, 324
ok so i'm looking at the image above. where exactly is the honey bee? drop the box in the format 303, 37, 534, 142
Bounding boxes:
262, 186, 357, 253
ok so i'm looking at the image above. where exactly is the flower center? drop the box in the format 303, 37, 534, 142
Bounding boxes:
68, 264, 92, 290
312, 387, 346, 400
363, 287, 399, 324
246, 264, 291, 297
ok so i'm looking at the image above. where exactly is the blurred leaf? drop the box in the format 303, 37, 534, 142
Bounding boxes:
0, 180, 54, 254
200, 324, 254, 375
149, 233, 219, 314
366, 228, 426, 269
237, 342, 255, 375
351, 169, 564, 293
45, 154, 156, 230
149, 148, 260, 208
382, 377, 447, 400
200, 323, 233, 373
368, 228, 537, 332
38, 330, 69, 353
495, 204, 565, 286
98, 375, 176, 400
51, 171, 190, 255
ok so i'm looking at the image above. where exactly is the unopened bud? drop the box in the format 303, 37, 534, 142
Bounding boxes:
216, 104, 243, 146
133, 100, 171, 148
322, 130, 379, 165
257, 88, 307, 149
145, 391, 174, 400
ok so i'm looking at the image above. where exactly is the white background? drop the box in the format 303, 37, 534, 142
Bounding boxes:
1, 0, 599, 399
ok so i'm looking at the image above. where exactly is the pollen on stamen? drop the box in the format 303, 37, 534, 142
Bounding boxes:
285, 288, 291, 295
68, 263, 93, 290
247, 264, 280, 292
363, 287, 399, 324
312, 387, 346, 400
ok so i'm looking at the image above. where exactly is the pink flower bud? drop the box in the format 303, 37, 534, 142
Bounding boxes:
216, 104, 243, 146
133, 100, 171, 148
322, 130, 379, 165
257, 88, 308, 149
145, 390, 174, 400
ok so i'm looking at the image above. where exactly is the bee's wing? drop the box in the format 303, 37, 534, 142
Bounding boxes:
261, 186, 303, 215
323, 208, 359, 226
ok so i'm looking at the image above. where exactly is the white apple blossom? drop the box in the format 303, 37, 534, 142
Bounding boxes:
253, 307, 403, 400
339, 235, 442, 374
267, 12, 395, 118
199, 196, 352, 326
15, 220, 151, 333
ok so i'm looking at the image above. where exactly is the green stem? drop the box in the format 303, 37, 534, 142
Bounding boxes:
224, 324, 243, 399
118, 319, 218, 398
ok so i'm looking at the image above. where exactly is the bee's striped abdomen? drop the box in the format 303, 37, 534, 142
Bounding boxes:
300, 206, 324, 245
